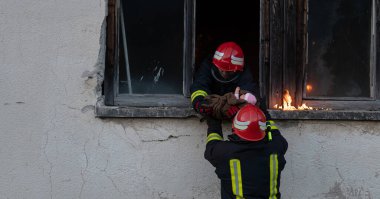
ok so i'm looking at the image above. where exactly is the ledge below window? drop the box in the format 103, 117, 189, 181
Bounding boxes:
96, 97, 380, 120
95, 97, 197, 118
268, 109, 380, 121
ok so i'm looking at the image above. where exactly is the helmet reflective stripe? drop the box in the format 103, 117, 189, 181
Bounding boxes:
259, 121, 267, 131
234, 117, 250, 130
213, 51, 224, 60
231, 60, 244, 66
231, 55, 244, 66
231, 55, 244, 62
234, 117, 250, 126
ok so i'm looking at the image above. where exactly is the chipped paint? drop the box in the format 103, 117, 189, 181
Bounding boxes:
81, 105, 95, 113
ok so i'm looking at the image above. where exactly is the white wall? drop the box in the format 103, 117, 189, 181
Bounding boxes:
0, 0, 379, 198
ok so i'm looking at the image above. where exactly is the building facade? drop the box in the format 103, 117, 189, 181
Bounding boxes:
0, 0, 379, 198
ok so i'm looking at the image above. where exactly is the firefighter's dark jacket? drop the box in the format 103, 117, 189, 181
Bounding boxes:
190, 56, 259, 111
204, 118, 288, 199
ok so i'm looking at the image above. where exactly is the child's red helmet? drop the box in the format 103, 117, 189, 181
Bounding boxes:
232, 104, 267, 141
212, 42, 244, 72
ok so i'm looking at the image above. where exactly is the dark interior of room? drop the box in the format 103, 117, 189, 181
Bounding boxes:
195, 0, 261, 81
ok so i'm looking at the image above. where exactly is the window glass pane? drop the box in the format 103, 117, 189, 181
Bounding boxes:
306, 0, 372, 98
119, 0, 184, 94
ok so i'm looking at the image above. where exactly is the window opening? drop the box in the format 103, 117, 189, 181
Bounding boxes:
195, 0, 261, 82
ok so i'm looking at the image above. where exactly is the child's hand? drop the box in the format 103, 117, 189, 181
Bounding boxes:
243, 93, 257, 105
234, 87, 241, 99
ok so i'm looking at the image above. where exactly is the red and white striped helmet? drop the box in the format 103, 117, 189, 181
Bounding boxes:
212, 42, 244, 72
232, 104, 267, 141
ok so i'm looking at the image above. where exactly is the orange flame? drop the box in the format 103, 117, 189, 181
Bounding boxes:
273, 89, 313, 110
306, 84, 313, 92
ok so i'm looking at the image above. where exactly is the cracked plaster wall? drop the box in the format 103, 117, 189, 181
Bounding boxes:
0, 0, 379, 198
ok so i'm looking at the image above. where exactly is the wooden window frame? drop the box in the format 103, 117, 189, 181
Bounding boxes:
266, 0, 380, 120
97, 0, 196, 117
103, 0, 195, 107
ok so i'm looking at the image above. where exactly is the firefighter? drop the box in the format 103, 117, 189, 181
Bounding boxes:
190, 41, 259, 118
204, 104, 288, 199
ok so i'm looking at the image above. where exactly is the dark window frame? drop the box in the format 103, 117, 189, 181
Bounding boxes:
100, 0, 380, 120
103, 0, 195, 108
266, 0, 380, 120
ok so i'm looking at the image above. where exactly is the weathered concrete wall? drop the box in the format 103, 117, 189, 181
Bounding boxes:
279, 121, 380, 199
0, 0, 379, 198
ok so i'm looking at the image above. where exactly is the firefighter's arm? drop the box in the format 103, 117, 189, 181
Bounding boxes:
204, 117, 224, 167
190, 60, 213, 115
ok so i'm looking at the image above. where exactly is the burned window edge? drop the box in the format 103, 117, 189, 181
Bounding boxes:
268, 0, 380, 111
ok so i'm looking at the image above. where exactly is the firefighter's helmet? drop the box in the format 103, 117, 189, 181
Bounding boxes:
212, 42, 244, 72
232, 104, 267, 141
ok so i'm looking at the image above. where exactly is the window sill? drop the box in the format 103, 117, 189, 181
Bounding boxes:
96, 97, 380, 120
268, 109, 380, 120
95, 97, 197, 118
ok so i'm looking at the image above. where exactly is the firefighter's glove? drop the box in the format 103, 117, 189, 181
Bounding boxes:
225, 105, 239, 119
195, 100, 213, 116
